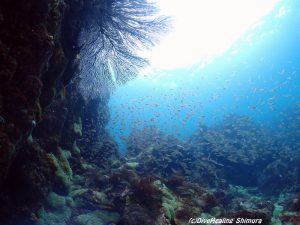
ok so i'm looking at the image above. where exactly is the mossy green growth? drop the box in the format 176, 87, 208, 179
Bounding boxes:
61, 149, 72, 159
37, 206, 71, 225
73, 117, 82, 136
72, 141, 80, 154
27, 134, 33, 144
70, 188, 89, 198
47, 148, 73, 192
162, 202, 176, 221
93, 191, 108, 203
154, 180, 179, 221
56, 148, 73, 178
229, 185, 248, 196
81, 163, 94, 170
47, 192, 66, 209
70, 188, 89, 207
269, 219, 283, 225
125, 162, 139, 169
59, 85, 66, 100
199, 213, 214, 225
73, 174, 85, 183
271, 195, 285, 225
210, 206, 222, 217
74, 210, 120, 225
66, 196, 75, 207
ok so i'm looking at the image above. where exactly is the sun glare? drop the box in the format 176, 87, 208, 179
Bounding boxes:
147, 0, 280, 70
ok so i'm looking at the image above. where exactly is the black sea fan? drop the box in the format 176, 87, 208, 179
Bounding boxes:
79, 0, 169, 98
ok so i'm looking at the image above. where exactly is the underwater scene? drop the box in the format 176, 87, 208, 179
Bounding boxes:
105, 1, 300, 224
0, 0, 299, 225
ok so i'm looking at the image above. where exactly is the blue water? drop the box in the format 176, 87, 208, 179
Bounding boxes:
107, 0, 300, 153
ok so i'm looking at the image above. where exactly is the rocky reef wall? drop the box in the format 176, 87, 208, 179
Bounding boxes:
0, 0, 168, 223
0, 0, 116, 223
0, 0, 65, 185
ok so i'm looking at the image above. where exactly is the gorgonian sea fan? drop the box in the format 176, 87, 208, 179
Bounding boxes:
79, 0, 170, 99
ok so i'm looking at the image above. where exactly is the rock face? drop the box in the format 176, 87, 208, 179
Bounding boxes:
0, 0, 167, 223
0, 0, 92, 223
0, 0, 63, 185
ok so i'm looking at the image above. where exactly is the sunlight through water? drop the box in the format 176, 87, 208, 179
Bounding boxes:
145, 0, 281, 71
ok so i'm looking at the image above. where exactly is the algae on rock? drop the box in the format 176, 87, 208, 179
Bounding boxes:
72, 140, 81, 154
125, 162, 139, 169
37, 206, 72, 225
154, 180, 180, 221
74, 210, 120, 225
47, 148, 73, 192
47, 192, 66, 209
73, 117, 82, 136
